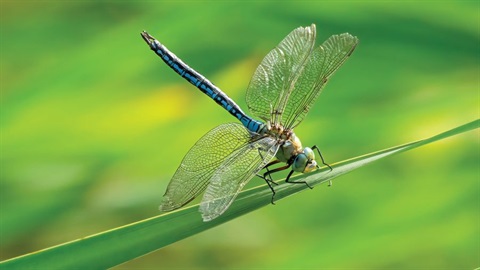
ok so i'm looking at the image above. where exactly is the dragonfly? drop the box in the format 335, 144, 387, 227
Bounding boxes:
141, 24, 358, 221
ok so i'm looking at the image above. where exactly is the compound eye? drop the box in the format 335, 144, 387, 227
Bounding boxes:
292, 154, 307, 172
303, 147, 315, 160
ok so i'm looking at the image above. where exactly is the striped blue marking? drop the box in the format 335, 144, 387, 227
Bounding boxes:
143, 32, 265, 133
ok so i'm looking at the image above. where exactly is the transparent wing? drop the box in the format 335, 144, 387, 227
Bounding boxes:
245, 24, 359, 129
199, 136, 278, 221
282, 33, 359, 128
160, 123, 254, 211
245, 24, 316, 124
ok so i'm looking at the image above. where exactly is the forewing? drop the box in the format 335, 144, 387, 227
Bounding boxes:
245, 24, 316, 123
283, 33, 359, 128
160, 123, 253, 211
199, 136, 278, 221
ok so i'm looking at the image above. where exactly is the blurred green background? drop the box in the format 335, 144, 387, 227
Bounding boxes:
1, 1, 478, 269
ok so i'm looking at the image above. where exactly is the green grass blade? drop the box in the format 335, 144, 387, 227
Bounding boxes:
1, 119, 478, 269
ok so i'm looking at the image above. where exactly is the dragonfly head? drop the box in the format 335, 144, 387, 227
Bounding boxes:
292, 147, 317, 173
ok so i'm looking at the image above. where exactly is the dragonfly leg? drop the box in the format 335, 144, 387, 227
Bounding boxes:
285, 170, 313, 189
312, 145, 333, 172
263, 179, 277, 205
256, 148, 280, 185
263, 163, 291, 183
263, 164, 293, 204
311, 145, 333, 186
262, 160, 282, 185
255, 149, 282, 204
254, 175, 276, 204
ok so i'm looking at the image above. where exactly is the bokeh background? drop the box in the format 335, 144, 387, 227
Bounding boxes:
1, 1, 478, 269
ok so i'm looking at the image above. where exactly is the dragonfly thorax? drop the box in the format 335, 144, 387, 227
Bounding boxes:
261, 122, 302, 162
263, 123, 317, 173
274, 130, 303, 163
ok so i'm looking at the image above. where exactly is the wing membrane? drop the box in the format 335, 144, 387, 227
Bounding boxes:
245, 24, 316, 124
199, 136, 278, 221
283, 33, 358, 128
160, 123, 253, 211
245, 24, 358, 128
